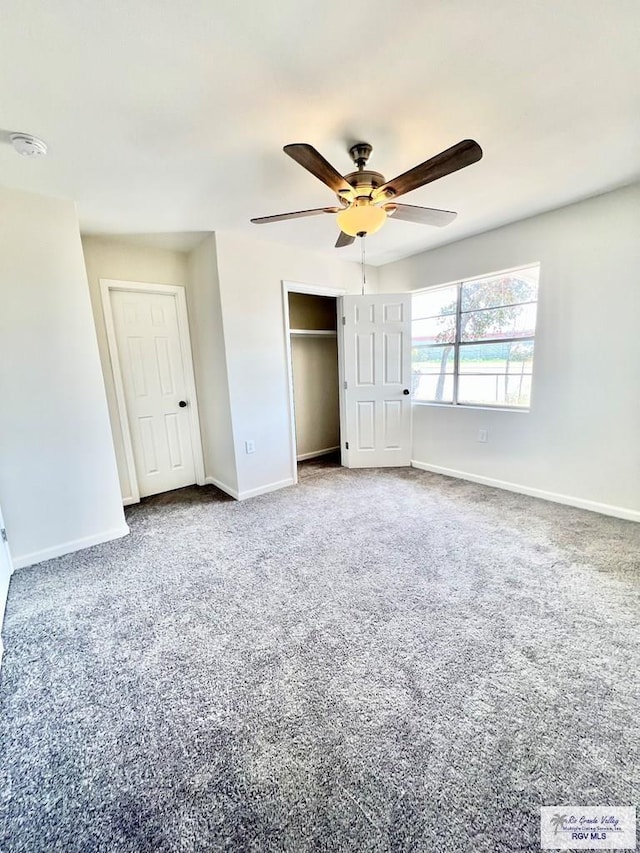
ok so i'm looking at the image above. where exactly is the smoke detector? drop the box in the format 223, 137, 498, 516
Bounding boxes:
10, 133, 48, 158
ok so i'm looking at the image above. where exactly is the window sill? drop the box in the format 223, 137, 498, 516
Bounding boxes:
412, 401, 530, 414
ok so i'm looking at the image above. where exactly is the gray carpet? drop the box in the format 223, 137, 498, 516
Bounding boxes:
0, 466, 638, 852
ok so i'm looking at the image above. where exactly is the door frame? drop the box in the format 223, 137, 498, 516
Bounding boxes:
0, 503, 14, 667
282, 280, 347, 486
100, 279, 206, 504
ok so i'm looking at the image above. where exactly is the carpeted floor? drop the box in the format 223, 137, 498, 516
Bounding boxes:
0, 466, 638, 852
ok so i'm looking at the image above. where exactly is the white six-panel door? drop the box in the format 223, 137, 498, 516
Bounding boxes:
110, 290, 197, 497
342, 294, 412, 468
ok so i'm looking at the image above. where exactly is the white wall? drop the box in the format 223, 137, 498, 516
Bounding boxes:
214, 231, 378, 497
82, 235, 189, 501
187, 235, 238, 495
378, 183, 640, 519
0, 188, 127, 567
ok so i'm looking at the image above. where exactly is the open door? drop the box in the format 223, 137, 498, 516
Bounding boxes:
341, 294, 412, 468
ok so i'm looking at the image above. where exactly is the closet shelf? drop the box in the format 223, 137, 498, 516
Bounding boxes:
289, 329, 337, 337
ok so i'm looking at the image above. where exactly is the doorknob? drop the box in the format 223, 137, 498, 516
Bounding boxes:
403, 389, 410, 395
179, 400, 188, 408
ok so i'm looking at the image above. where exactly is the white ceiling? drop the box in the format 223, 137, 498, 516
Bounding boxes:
0, 0, 638, 265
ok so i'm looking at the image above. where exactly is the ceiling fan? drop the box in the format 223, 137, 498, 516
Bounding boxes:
251, 139, 483, 248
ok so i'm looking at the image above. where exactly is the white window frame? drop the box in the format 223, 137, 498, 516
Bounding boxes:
411, 263, 540, 412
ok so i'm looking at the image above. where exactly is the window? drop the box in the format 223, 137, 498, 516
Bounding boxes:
411, 264, 540, 409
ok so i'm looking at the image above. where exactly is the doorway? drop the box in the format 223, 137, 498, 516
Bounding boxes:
101, 280, 205, 502
283, 282, 347, 484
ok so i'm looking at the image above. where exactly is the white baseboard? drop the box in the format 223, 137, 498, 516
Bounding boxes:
205, 475, 295, 502
411, 460, 640, 523
204, 476, 240, 500
238, 478, 295, 501
296, 446, 340, 462
122, 495, 138, 506
12, 524, 131, 569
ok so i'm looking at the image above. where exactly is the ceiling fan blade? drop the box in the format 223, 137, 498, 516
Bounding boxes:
335, 231, 355, 248
374, 139, 482, 201
386, 203, 457, 227
251, 206, 339, 224
284, 143, 352, 194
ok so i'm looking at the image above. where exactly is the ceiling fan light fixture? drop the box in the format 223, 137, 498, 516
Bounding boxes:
336, 200, 386, 237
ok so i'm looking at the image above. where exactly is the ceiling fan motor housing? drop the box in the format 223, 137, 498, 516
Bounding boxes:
342, 142, 385, 201
341, 170, 386, 204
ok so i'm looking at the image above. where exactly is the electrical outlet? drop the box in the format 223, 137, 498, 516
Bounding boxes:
245, 440, 255, 454
477, 429, 488, 443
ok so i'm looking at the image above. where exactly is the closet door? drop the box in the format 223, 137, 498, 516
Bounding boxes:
341, 294, 412, 467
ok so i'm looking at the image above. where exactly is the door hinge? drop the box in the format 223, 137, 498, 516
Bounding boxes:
345, 441, 349, 450
1, 528, 7, 543
343, 381, 348, 390
342, 316, 346, 325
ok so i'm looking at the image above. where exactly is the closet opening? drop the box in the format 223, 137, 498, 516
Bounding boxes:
283, 283, 345, 484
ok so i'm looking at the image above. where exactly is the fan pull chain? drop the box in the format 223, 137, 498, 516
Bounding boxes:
360, 234, 367, 296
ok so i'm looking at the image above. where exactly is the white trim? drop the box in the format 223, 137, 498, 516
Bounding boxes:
282, 280, 347, 487
237, 478, 295, 501
282, 280, 347, 298
337, 296, 348, 469
413, 401, 530, 414
410, 460, 640, 522
100, 280, 140, 503
173, 285, 206, 487
100, 279, 206, 501
296, 446, 340, 461
0, 505, 15, 670
204, 475, 295, 501
12, 524, 131, 569
205, 475, 294, 502
204, 476, 240, 501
